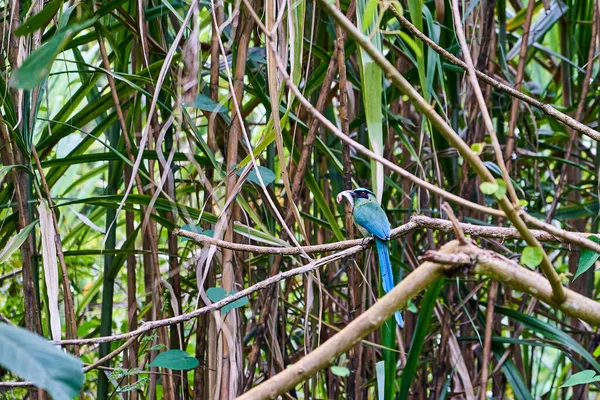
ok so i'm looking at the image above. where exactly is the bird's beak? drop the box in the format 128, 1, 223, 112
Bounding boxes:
336, 190, 354, 206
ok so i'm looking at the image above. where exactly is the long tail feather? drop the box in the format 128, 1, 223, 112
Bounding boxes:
376, 238, 404, 328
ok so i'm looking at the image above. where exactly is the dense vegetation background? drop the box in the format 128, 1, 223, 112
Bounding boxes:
1, 0, 600, 398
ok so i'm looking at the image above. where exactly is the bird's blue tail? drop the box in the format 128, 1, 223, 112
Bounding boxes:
375, 238, 404, 328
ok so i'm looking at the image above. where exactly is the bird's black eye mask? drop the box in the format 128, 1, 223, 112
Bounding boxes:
355, 190, 370, 199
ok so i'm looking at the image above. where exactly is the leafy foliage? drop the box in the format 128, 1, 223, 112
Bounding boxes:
0, 0, 599, 398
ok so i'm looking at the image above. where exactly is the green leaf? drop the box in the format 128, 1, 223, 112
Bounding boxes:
0, 220, 39, 263
398, 278, 444, 399
560, 370, 600, 388
496, 306, 600, 372
0, 323, 83, 400
594, 344, 600, 358
15, 0, 63, 36
574, 236, 600, 281
148, 350, 199, 370
179, 224, 210, 242
192, 93, 228, 113
222, 290, 249, 313
480, 181, 499, 195
206, 287, 227, 302
10, 19, 96, 89
239, 166, 276, 186
375, 361, 385, 400
206, 287, 248, 313
521, 246, 543, 268
330, 366, 350, 377
115, 377, 149, 394
494, 179, 507, 199
470, 142, 485, 155
361, 0, 379, 33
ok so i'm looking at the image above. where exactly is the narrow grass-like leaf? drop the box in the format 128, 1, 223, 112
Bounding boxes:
0, 220, 39, 263
15, 0, 63, 36
575, 236, 600, 281
398, 278, 444, 399
497, 307, 600, 372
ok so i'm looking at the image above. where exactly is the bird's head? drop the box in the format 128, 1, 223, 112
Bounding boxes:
336, 188, 377, 210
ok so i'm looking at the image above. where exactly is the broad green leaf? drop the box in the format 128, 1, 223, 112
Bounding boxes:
0, 323, 83, 400
521, 247, 543, 268
148, 350, 199, 370
206, 287, 249, 313
560, 370, 600, 388
239, 165, 276, 186
574, 236, 600, 281
192, 93, 228, 113
361, 0, 379, 33
11, 19, 96, 89
480, 181, 499, 195
330, 366, 350, 377
222, 290, 249, 313
494, 179, 507, 199
206, 287, 227, 302
15, 0, 63, 36
356, 0, 384, 202
470, 142, 485, 155
0, 220, 39, 263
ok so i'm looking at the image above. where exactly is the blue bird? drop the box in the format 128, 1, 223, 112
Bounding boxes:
337, 187, 403, 328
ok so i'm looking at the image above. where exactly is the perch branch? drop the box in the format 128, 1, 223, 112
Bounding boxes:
237, 240, 600, 400
317, 0, 566, 304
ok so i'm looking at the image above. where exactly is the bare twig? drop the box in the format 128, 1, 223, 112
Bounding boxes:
479, 280, 498, 399
441, 203, 467, 245
237, 240, 600, 400
176, 215, 600, 254
385, 5, 600, 143
317, 0, 565, 304
53, 245, 365, 346
267, 40, 504, 218
504, 0, 537, 168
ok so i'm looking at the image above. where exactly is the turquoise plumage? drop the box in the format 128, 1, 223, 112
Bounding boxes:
337, 188, 404, 328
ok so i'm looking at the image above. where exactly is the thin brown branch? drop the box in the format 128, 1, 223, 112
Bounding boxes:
545, 3, 598, 222
504, 0, 536, 167
318, 0, 565, 304
267, 40, 504, 218
237, 240, 462, 400
176, 215, 600, 253
386, 5, 600, 143
237, 241, 600, 400
479, 280, 498, 400
441, 203, 467, 245
451, 0, 519, 205
53, 244, 365, 346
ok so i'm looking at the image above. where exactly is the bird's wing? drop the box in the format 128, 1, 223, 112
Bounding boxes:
353, 202, 391, 240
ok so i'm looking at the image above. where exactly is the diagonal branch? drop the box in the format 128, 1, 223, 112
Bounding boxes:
236, 240, 600, 400
175, 215, 600, 254
316, 0, 566, 304
385, 5, 600, 143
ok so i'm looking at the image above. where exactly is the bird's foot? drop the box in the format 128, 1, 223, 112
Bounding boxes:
360, 237, 371, 249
